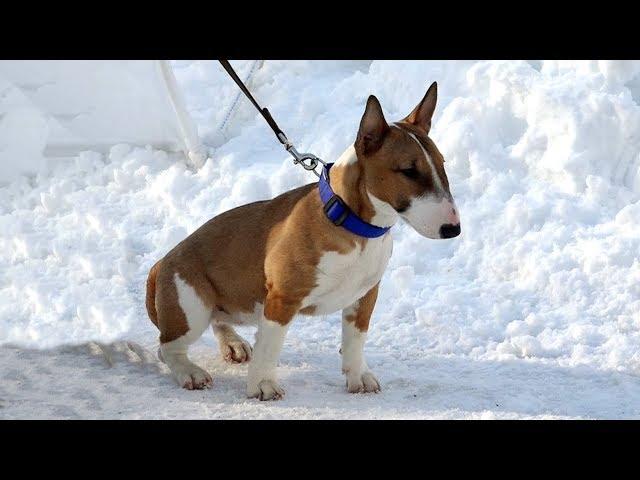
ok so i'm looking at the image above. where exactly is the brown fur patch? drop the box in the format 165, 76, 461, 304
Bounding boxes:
344, 283, 379, 332
145, 260, 161, 328
393, 121, 450, 193
154, 265, 189, 343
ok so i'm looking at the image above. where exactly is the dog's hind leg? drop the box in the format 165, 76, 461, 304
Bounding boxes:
212, 323, 252, 364
156, 269, 216, 390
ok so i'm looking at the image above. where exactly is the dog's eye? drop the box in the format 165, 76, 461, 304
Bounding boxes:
399, 167, 419, 180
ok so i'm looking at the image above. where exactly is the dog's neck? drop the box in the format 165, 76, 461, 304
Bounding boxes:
328, 145, 399, 229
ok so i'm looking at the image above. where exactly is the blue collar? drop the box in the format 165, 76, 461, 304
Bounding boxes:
318, 163, 391, 238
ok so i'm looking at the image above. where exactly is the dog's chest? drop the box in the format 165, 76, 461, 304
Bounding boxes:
302, 234, 393, 315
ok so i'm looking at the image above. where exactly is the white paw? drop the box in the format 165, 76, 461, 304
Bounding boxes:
247, 379, 285, 401
174, 365, 213, 390
346, 370, 381, 394
221, 338, 253, 364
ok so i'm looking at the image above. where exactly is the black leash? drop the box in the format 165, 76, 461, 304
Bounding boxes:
218, 60, 325, 176
219, 60, 391, 238
218, 60, 287, 145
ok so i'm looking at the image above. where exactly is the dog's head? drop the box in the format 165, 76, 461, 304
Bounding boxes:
355, 82, 460, 239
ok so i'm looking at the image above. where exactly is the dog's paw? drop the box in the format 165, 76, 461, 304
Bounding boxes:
346, 370, 381, 394
247, 379, 285, 401
220, 338, 252, 364
174, 366, 213, 390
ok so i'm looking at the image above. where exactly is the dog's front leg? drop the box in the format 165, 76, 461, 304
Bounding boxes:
342, 283, 381, 393
247, 291, 298, 401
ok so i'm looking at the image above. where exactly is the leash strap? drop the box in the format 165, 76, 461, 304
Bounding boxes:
218, 60, 288, 145
219, 60, 392, 239
319, 164, 391, 238
219, 60, 325, 176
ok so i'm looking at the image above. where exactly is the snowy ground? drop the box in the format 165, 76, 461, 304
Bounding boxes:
1, 60, 639, 419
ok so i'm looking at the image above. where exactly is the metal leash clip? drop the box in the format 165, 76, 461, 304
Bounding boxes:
278, 133, 326, 177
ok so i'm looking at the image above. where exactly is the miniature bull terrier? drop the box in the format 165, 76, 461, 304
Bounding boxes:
146, 82, 460, 400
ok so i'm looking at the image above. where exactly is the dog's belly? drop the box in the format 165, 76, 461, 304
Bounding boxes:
213, 302, 264, 326
301, 234, 393, 315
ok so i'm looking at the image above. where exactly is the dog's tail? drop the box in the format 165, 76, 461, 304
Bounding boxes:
145, 260, 161, 328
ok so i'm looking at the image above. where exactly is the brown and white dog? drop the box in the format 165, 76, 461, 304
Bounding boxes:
145, 82, 460, 400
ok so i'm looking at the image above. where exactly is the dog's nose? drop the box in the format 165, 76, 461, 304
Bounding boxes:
439, 223, 461, 239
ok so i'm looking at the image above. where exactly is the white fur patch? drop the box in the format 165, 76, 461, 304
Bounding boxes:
335, 144, 357, 166
174, 273, 211, 339
341, 309, 380, 393
367, 190, 399, 228
341, 311, 366, 374
247, 318, 289, 399
401, 196, 456, 239
160, 334, 213, 389
302, 234, 392, 315
158, 274, 214, 389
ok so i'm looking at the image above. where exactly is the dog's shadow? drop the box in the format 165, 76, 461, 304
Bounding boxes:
242, 348, 640, 419
1, 340, 638, 419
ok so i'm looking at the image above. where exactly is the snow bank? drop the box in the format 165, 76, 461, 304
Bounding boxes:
1, 60, 639, 381
0, 61, 198, 183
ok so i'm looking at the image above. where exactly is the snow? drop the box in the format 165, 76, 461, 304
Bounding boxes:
1, 60, 639, 419
0, 61, 195, 182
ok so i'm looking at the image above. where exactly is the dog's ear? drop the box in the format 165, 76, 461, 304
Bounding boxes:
356, 95, 389, 155
403, 81, 437, 134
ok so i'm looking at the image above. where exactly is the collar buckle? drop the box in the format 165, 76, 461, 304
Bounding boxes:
323, 194, 350, 226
